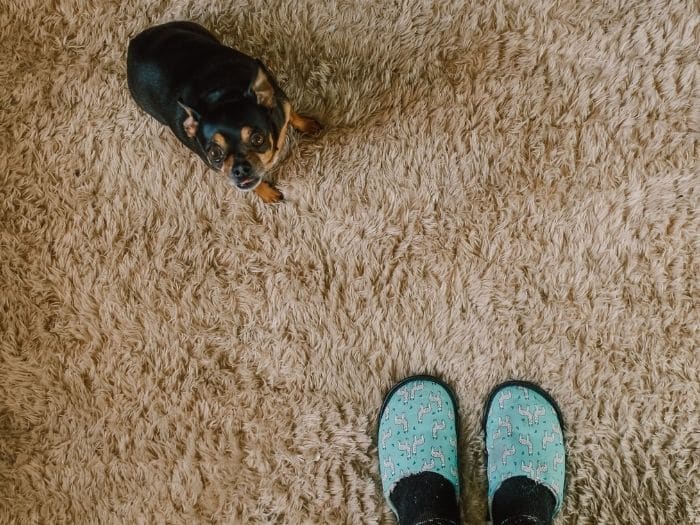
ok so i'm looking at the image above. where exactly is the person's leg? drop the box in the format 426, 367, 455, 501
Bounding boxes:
483, 381, 567, 525
378, 376, 461, 525
389, 471, 460, 525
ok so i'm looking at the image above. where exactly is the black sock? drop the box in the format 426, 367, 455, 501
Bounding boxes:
492, 476, 556, 525
389, 471, 460, 525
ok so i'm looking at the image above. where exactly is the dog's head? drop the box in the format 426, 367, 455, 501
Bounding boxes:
179, 66, 288, 191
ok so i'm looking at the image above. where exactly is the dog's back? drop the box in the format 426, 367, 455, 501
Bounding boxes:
127, 22, 237, 127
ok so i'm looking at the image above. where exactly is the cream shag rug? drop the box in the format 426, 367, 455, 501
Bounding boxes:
1, 1, 698, 523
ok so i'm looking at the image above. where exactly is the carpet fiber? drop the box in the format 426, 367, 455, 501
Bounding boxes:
1, 1, 698, 523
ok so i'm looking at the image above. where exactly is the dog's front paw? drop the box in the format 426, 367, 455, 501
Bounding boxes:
303, 118, 323, 135
254, 181, 284, 204
290, 111, 323, 135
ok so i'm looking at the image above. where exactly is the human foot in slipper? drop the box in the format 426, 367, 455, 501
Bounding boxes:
484, 381, 566, 525
378, 376, 461, 524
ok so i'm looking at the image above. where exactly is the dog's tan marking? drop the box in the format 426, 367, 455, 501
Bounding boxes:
212, 132, 227, 149
240, 127, 252, 144
221, 154, 234, 176
254, 181, 283, 203
256, 135, 276, 168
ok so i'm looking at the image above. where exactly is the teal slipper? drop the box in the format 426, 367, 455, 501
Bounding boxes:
483, 380, 566, 515
377, 376, 460, 514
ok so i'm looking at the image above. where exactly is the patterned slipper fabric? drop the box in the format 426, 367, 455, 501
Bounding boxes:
484, 382, 566, 513
378, 377, 460, 511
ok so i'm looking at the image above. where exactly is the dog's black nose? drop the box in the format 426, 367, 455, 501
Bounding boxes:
231, 162, 252, 180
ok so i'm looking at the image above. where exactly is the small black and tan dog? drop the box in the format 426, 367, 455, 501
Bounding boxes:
127, 21, 321, 203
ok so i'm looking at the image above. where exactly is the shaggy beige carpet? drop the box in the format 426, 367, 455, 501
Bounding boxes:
1, 0, 698, 523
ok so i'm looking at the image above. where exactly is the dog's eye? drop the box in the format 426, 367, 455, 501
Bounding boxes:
250, 132, 265, 147
207, 144, 225, 164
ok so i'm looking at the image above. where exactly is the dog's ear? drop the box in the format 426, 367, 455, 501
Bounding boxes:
177, 100, 200, 138
249, 64, 276, 109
